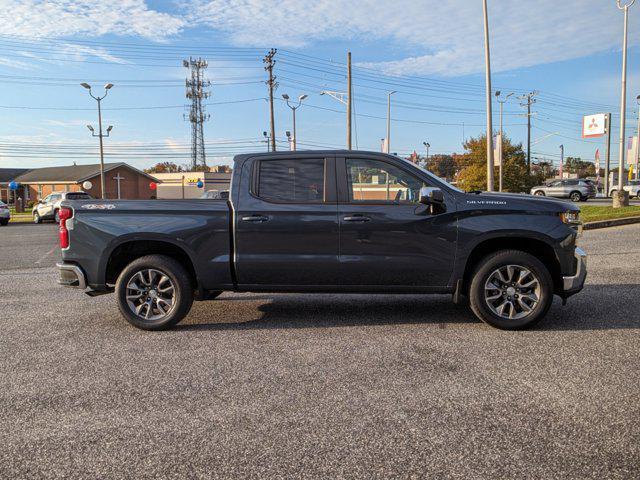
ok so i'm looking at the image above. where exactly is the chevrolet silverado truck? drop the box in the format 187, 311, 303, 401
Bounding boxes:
56, 151, 586, 331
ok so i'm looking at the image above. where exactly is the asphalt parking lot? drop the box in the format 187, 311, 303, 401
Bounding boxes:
1, 223, 639, 479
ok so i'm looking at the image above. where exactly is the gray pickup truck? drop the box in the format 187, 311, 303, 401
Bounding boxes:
57, 151, 586, 331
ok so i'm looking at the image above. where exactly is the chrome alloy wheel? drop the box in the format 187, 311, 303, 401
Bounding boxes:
125, 269, 176, 321
484, 264, 541, 320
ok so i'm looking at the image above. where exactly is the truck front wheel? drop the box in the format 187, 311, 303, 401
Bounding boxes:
115, 255, 194, 331
469, 250, 553, 330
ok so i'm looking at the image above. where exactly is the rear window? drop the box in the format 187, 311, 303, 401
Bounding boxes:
66, 193, 92, 200
255, 158, 325, 203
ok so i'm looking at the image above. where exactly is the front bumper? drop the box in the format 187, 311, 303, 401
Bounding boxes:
562, 247, 587, 295
56, 262, 87, 289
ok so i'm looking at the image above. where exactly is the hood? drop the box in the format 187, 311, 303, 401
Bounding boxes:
459, 191, 579, 213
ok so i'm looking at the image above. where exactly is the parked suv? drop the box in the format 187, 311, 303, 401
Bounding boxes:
530, 179, 597, 202
33, 191, 92, 223
609, 179, 640, 198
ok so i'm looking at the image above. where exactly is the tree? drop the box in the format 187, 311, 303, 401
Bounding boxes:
455, 134, 544, 192
426, 154, 457, 180
564, 157, 595, 177
145, 162, 183, 174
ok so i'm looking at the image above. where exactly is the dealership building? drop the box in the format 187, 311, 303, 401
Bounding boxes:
154, 171, 232, 199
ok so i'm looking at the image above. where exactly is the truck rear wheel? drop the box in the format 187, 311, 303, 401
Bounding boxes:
469, 250, 553, 330
115, 255, 193, 331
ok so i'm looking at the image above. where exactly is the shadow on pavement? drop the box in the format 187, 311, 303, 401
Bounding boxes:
177, 284, 640, 332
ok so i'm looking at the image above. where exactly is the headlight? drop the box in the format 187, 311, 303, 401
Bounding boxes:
560, 211, 582, 238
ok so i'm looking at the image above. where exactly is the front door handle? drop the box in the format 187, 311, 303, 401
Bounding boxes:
343, 215, 371, 222
241, 215, 270, 223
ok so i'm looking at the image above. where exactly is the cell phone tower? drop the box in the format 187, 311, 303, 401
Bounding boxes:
183, 57, 211, 171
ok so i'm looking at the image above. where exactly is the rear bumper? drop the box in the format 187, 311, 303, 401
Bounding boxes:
56, 262, 87, 289
562, 247, 587, 296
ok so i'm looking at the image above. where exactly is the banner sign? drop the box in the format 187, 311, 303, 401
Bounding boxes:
582, 114, 607, 138
626, 136, 638, 166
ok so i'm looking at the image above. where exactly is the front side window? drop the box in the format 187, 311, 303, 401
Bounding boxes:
347, 158, 423, 203
256, 158, 325, 203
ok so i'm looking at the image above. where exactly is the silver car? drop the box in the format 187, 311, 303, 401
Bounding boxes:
0, 201, 10, 226
610, 179, 640, 198
32, 191, 92, 223
530, 179, 597, 202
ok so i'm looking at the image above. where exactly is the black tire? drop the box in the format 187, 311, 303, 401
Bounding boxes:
533, 190, 545, 196
33, 212, 41, 224
569, 191, 582, 202
115, 255, 194, 331
469, 250, 554, 330
54, 209, 60, 223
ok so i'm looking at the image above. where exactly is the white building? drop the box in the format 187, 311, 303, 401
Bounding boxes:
154, 171, 232, 199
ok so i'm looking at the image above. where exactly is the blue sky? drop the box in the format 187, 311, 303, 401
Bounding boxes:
0, 0, 639, 171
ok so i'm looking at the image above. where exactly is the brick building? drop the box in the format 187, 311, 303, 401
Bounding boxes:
0, 168, 29, 203
12, 163, 160, 201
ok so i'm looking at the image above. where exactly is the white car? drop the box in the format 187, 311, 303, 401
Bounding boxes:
0, 201, 10, 226
610, 179, 640, 198
32, 191, 92, 223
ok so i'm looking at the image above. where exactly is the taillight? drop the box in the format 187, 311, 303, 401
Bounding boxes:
59, 207, 73, 249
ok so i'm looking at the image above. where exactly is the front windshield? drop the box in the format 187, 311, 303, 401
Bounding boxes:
398, 157, 464, 193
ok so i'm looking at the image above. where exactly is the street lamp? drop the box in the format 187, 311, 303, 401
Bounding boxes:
422, 141, 430, 167
386, 91, 396, 154
81, 82, 114, 199
282, 93, 307, 151
495, 91, 513, 191
262, 130, 270, 152
614, 0, 636, 207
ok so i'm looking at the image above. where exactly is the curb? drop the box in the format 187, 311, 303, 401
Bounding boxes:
583, 216, 640, 230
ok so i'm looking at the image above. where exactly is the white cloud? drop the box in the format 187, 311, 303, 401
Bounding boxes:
186, 0, 637, 76
0, 0, 184, 41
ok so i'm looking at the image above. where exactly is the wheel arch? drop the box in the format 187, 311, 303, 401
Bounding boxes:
104, 239, 199, 291
461, 236, 562, 296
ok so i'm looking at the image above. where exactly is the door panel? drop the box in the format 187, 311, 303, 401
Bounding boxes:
338, 157, 456, 287
235, 156, 340, 286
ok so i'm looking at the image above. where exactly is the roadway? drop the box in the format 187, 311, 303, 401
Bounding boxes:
1, 223, 638, 478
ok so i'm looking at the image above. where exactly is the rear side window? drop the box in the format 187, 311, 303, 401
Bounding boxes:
256, 158, 325, 203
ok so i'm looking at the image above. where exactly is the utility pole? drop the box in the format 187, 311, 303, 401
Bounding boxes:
519, 91, 537, 175
559, 144, 564, 179
482, 0, 494, 191
605, 113, 612, 196
263, 49, 277, 152
347, 51, 352, 150
386, 91, 396, 154
495, 91, 513, 192
81, 82, 113, 199
615, 0, 635, 207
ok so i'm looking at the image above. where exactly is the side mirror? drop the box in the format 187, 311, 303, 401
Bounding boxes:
419, 187, 444, 205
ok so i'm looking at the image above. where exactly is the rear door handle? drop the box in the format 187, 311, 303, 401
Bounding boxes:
241, 215, 270, 223
343, 215, 371, 222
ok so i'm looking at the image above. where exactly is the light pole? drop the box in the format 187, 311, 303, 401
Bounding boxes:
636, 95, 640, 180
262, 131, 270, 152
482, 0, 495, 191
386, 91, 396, 154
282, 93, 307, 151
495, 91, 513, 192
422, 141, 430, 167
614, 0, 635, 207
559, 144, 564, 179
81, 82, 113, 199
